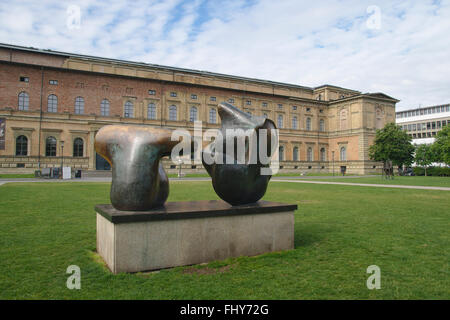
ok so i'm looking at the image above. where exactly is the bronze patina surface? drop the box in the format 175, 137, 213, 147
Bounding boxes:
202, 102, 277, 206
95, 125, 183, 211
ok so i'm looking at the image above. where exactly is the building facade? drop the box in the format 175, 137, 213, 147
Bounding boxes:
0, 43, 398, 174
396, 104, 450, 145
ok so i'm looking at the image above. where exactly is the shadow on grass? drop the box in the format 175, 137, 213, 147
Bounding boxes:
294, 225, 329, 249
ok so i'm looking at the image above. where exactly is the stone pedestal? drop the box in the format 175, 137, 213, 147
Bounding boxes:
95, 200, 297, 274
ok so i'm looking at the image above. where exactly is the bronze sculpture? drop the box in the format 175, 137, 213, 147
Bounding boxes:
95, 102, 277, 211
95, 125, 185, 211
202, 102, 277, 206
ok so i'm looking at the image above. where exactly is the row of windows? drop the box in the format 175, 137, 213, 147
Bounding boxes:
18, 91, 326, 128
278, 146, 347, 162
16, 134, 349, 162
17, 91, 320, 116
15, 136, 84, 157
276, 115, 325, 131
396, 105, 450, 118
19, 74, 313, 110
401, 120, 448, 132
409, 132, 438, 139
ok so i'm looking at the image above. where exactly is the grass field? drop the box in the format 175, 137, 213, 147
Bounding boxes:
0, 180, 449, 299
299, 176, 450, 188
0, 174, 35, 179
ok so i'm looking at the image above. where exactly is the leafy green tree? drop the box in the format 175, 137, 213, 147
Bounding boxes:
431, 125, 450, 165
414, 144, 434, 176
369, 122, 415, 169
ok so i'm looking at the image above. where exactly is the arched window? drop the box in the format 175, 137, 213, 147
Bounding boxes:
320, 148, 326, 161
279, 146, 284, 161
319, 119, 325, 132
47, 94, 57, 113
18, 92, 29, 111
306, 117, 312, 131
45, 136, 57, 157
124, 101, 133, 118
15, 135, 28, 156
209, 108, 216, 123
73, 138, 84, 157
147, 103, 156, 120
190, 106, 197, 122
75, 97, 84, 114
100, 99, 110, 116
293, 146, 299, 161
307, 147, 313, 161
292, 116, 298, 129
277, 114, 283, 128
263, 113, 268, 118
169, 105, 177, 121
340, 146, 347, 161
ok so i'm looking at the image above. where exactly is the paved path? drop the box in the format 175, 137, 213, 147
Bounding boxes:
1, 176, 449, 191
271, 179, 450, 191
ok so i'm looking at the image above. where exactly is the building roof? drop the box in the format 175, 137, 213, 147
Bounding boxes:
0, 43, 318, 92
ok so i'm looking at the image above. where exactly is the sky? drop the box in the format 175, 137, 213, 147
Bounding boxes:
0, 0, 449, 111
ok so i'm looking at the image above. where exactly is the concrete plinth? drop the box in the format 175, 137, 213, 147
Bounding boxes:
95, 200, 297, 274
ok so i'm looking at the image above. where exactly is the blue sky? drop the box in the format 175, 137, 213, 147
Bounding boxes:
0, 0, 449, 110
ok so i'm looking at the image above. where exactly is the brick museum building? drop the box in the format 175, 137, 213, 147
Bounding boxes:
0, 43, 398, 174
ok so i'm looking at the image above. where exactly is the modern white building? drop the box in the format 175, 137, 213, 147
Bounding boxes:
396, 104, 450, 145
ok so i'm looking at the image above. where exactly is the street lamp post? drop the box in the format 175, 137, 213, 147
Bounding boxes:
60, 140, 65, 179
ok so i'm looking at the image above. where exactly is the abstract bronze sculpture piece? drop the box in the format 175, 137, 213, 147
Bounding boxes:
202, 102, 277, 206
95, 125, 184, 211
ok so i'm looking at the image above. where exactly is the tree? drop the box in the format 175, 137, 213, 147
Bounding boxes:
414, 144, 434, 176
369, 122, 415, 169
431, 125, 450, 165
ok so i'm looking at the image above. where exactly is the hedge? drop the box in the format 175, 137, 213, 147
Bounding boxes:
413, 166, 450, 176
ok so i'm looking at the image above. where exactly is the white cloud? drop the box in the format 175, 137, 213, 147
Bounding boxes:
0, 0, 448, 110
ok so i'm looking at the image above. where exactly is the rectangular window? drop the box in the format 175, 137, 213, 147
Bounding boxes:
437, 121, 441, 129
407, 124, 412, 131
20, 76, 29, 82
191, 94, 197, 100
412, 124, 416, 131
49, 80, 58, 85
148, 90, 156, 95
76, 82, 84, 88
427, 122, 431, 130
293, 106, 297, 111
210, 96, 216, 102
170, 92, 177, 97
262, 102, 268, 108
432, 122, 436, 129
246, 100, 251, 105
228, 98, 234, 104
306, 107, 311, 112
278, 104, 283, 109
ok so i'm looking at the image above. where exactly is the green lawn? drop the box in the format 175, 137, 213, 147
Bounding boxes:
0, 174, 35, 179
0, 181, 449, 299
299, 176, 450, 188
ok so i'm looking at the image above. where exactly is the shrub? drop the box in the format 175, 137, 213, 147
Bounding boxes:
413, 166, 450, 176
